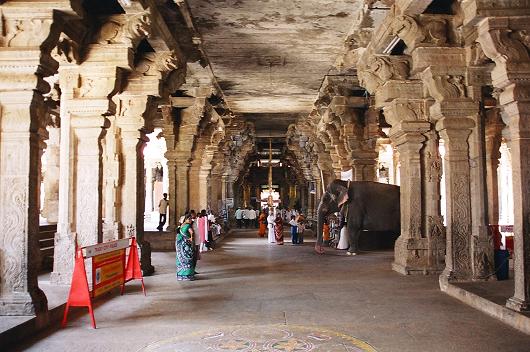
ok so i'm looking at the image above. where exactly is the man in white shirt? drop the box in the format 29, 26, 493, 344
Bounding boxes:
248, 207, 257, 228
242, 208, 250, 228
235, 207, 243, 228
157, 193, 169, 231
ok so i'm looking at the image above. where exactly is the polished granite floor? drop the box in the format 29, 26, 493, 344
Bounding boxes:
12, 229, 530, 352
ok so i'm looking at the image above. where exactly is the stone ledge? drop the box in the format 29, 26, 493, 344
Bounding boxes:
441, 279, 530, 335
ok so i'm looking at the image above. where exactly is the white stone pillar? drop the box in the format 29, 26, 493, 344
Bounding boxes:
41, 126, 60, 224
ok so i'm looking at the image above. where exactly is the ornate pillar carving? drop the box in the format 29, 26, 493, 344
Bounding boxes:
0, 5, 65, 314
384, 101, 431, 274
478, 16, 530, 311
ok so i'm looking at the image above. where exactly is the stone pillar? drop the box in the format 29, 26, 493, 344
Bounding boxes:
210, 173, 222, 213
42, 126, 60, 224
118, 124, 147, 237
435, 116, 476, 282
72, 117, 108, 246
144, 160, 154, 220
198, 169, 210, 210
52, 66, 124, 284
478, 16, 530, 310
484, 108, 504, 224
0, 77, 51, 316
469, 108, 494, 280
422, 129, 446, 272
166, 160, 178, 231
384, 106, 431, 274
176, 158, 190, 216
102, 118, 119, 242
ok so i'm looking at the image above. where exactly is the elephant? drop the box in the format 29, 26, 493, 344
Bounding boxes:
315, 180, 400, 255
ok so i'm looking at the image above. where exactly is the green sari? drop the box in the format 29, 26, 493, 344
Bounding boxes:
176, 223, 196, 280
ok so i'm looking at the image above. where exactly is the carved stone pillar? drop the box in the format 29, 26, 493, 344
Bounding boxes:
118, 124, 147, 236
469, 107, 494, 280
384, 101, 431, 274
436, 115, 476, 282
42, 125, 60, 224
52, 66, 125, 285
102, 117, 119, 242
210, 173, 222, 213
422, 129, 445, 272
198, 169, 210, 210
478, 16, 530, 311
0, 73, 51, 316
176, 158, 191, 216
166, 160, 178, 232
484, 108, 504, 224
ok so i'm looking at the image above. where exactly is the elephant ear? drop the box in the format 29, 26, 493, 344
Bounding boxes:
337, 188, 349, 208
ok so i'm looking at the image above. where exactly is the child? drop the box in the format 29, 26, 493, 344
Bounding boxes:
289, 215, 298, 244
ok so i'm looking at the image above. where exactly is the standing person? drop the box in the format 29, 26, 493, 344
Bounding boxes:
267, 210, 276, 243
337, 213, 349, 250
323, 218, 331, 245
235, 207, 242, 228
157, 193, 169, 231
176, 214, 196, 281
190, 210, 201, 267
242, 207, 249, 228
248, 207, 256, 228
198, 209, 209, 253
274, 213, 284, 245
258, 211, 267, 237
289, 215, 298, 244
296, 213, 305, 244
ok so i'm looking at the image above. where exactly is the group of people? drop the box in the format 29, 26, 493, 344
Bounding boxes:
175, 209, 222, 281
234, 207, 259, 228
322, 212, 348, 249
257, 208, 306, 245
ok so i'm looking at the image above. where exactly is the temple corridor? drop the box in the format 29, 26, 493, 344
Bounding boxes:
13, 230, 530, 352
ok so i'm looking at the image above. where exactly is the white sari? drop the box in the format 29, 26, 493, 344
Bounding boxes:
267, 214, 276, 243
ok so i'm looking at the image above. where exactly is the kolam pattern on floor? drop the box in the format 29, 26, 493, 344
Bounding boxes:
138, 324, 378, 352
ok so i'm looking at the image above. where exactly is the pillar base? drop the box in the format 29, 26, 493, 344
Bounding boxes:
392, 236, 445, 276
49, 271, 73, 286
506, 297, 530, 312
140, 241, 155, 276
0, 290, 47, 316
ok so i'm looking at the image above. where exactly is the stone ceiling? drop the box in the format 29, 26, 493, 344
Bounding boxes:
187, 0, 362, 119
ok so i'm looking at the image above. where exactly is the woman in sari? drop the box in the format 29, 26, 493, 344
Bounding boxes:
258, 211, 267, 237
176, 214, 196, 281
274, 213, 284, 245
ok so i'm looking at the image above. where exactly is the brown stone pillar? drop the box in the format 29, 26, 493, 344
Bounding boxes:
484, 109, 504, 225
422, 129, 445, 272
436, 116, 475, 282
388, 120, 430, 275
478, 16, 530, 311
176, 159, 190, 216
166, 160, 178, 232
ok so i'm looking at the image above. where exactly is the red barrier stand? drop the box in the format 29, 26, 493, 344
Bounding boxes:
62, 237, 145, 329
62, 247, 96, 328
122, 237, 146, 296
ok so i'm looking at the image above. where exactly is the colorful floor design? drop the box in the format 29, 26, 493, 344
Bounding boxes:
138, 325, 378, 352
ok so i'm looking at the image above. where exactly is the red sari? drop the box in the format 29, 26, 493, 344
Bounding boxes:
258, 213, 267, 237
274, 216, 284, 245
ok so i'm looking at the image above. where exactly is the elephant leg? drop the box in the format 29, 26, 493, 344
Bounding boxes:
347, 224, 361, 255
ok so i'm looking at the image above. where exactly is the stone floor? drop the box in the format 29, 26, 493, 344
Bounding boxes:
10, 229, 530, 352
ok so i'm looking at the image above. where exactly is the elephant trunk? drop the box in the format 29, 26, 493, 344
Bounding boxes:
314, 200, 325, 254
